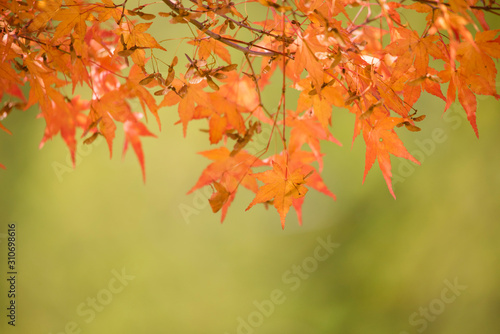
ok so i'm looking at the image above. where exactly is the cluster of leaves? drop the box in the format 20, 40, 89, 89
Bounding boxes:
1, 0, 499, 228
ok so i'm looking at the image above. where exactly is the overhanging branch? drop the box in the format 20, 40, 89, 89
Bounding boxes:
161, 0, 285, 57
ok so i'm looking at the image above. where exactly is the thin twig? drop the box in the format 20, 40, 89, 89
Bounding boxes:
161, 0, 285, 57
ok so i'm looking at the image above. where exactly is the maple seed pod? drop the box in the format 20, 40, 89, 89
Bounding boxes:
83, 117, 102, 136
426, 74, 442, 83
221, 64, 238, 72
154, 88, 169, 96
178, 85, 188, 98
413, 115, 426, 122
408, 76, 426, 86
344, 94, 360, 105
213, 72, 227, 80
118, 49, 134, 57
359, 108, 373, 120
171, 56, 178, 67
207, 77, 219, 91
139, 74, 155, 85
158, 12, 170, 17
84, 132, 100, 145
138, 12, 156, 20
185, 65, 196, 80
154, 73, 165, 86
405, 123, 421, 132
219, 21, 228, 35
164, 70, 175, 86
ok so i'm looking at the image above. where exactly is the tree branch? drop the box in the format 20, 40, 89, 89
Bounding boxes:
161, 0, 285, 57
411, 0, 500, 13
185, 0, 294, 44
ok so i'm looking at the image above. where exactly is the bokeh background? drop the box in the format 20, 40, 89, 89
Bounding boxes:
1, 2, 500, 334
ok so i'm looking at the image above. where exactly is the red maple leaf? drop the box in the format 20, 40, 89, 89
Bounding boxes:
122, 115, 156, 182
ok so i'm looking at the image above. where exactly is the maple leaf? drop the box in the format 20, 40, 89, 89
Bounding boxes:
125, 65, 161, 129
177, 82, 210, 136
386, 28, 444, 80
362, 114, 420, 199
188, 147, 264, 222
295, 77, 345, 132
456, 29, 500, 98
208, 181, 230, 213
0, 121, 11, 135
117, 21, 166, 66
292, 28, 327, 94
195, 27, 232, 63
206, 92, 246, 142
402, 69, 446, 106
266, 150, 335, 225
437, 43, 499, 139
247, 161, 309, 229
122, 115, 156, 182
28, 0, 62, 32
189, 147, 263, 194
51, 0, 91, 41
220, 72, 260, 111
207, 177, 243, 222
2, 0, 500, 226
95, 0, 125, 22
287, 109, 342, 171
37, 90, 89, 167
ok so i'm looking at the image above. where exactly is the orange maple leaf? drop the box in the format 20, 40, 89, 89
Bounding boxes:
246, 160, 309, 229
118, 21, 166, 67
189, 147, 264, 222
51, 0, 91, 41
293, 29, 326, 95
178, 83, 210, 136
386, 28, 444, 80
125, 65, 161, 129
402, 68, 446, 107
362, 115, 420, 199
208, 181, 230, 213
195, 30, 232, 63
287, 109, 342, 171
188, 147, 263, 194
266, 150, 335, 225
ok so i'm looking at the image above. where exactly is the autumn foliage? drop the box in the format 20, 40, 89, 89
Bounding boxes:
1, 0, 499, 227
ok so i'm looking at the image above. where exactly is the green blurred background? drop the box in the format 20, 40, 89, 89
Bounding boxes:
1, 2, 500, 334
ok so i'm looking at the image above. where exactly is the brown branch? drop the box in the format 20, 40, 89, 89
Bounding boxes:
411, 0, 500, 12
185, 0, 293, 43
160, 0, 285, 57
